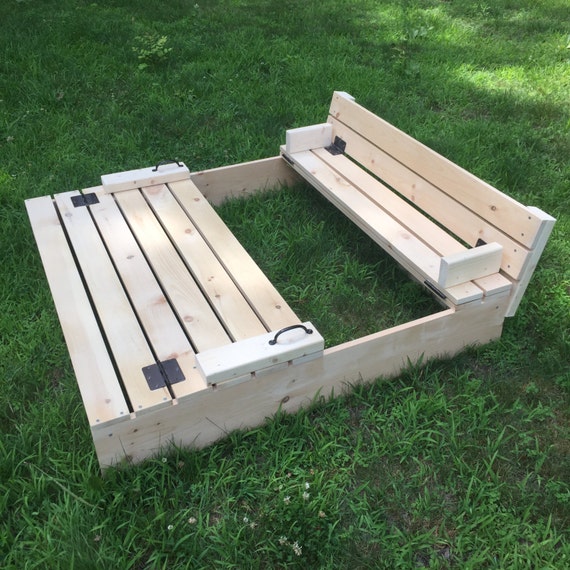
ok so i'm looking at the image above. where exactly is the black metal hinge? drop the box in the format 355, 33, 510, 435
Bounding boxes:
71, 193, 100, 208
424, 280, 447, 300
325, 136, 347, 156
142, 358, 185, 391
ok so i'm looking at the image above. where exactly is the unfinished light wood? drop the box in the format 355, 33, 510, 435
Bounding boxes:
328, 91, 544, 249
169, 178, 301, 331
438, 242, 503, 288
88, 187, 206, 400
114, 189, 232, 352
196, 322, 324, 384
327, 116, 531, 280
142, 183, 268, 341
191, 156, 301, 206
282, 147, 483, 305
25, 196, 129, 427
101, 162, 190, 193
25, 91, 554, 470
505, 206, 556, 317
285, 123, 332, 153
95, 298, 508, 467
312, 147, 465, 257
54, 191, 172, 413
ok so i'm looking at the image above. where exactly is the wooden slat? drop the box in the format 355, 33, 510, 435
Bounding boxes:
88, 187, 207, 400
328, 116, 531, 281
472, 273, 512, 297
506, 206, 556, 317
113, 189, 231, 352
283, 148, 483, 305
169, 178, 302, 330
53, 191, 172, 413
142, 183, 268, 341
328, 91, 544, 250
25, 196, 129, 427
286, 123, 332, 153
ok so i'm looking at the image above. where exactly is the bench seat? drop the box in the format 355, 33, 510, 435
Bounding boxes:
282, 145, 509, 305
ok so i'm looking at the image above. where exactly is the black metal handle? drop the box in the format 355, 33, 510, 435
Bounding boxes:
152, 159, 183, 172
269, 324, 313, 345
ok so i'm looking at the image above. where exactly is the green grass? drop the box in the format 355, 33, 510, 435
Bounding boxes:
217, 185, 442, 347
1, 0, 569, 568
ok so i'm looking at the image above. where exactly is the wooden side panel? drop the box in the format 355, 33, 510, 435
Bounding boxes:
328, 91, 544, 250
190, 156, 302, 206
438, 242, 503, 288
169, 178, 301, 331
88, 188, 207, 400
25, 196, 129, 427
95, 298, 509, 467
285, 123, 332, 153
53, 192, 172, 413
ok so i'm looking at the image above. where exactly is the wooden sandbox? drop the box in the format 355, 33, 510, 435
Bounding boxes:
26, 92, 555, 469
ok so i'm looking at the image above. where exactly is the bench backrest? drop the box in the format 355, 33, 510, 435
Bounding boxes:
326, 92, 555, 316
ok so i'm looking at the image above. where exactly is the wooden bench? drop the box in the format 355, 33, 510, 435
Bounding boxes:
281, 92, 554, 314
25, 92, 555, 469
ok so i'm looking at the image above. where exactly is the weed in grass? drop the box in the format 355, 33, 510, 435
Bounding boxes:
132, 33, 173, 71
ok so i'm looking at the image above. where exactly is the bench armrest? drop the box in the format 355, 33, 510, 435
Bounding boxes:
438, 242, 503, 288
286, 123, 333, 153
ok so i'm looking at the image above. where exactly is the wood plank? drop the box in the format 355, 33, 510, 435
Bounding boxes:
329, 91, 544, 250
473, 273, 512, 297
53, 191, 172, 413
87, 187, 207, 400
285, 123, 332, 153
328, 116, 530, 281
142, 183, 268, 341
312, 147, 465, 257
190, 156, 302, 206
196, 322, 324, 384
25, 196, 129, 427
113, 189, 232, 352
282, 148, 483, 305
438, 242, 503, 288
101, 161, 189, 193
169, 178, 302, 330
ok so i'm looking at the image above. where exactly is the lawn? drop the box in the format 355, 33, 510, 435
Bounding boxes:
1, 0, 569, 568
